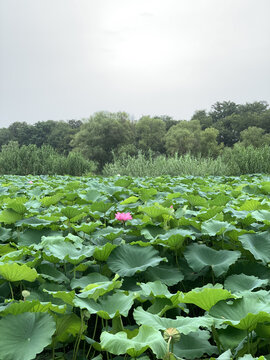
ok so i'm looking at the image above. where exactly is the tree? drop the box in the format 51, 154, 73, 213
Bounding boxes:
165, 120, 201, 156
191, 110, 213, 130
240, 126, 270, 147
71, 111, 135, 168
154, 115, 179, 131
8, 122, 35, 146
200, 127, 222, 157
135, 116, 166, 153
209, 101, 238, 123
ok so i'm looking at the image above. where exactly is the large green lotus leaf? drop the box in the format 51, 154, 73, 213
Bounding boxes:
70, 273, 109, 289
53, 313, 84, 343
0, 227, 12, 242
201, 220, 235, 236
78, 278, 123, 300
92, 227, 124, 241
80, 189, 102, 202
138, 203, 172, 218
0, 312, 56, 360
180, 284, 234, 311
196, 206, 224, 221
209, 292, 270, 330
72, 221, 102, 234
184, 244, 241, 277
42, 239, 94, 264
114, 178, 133, 187
107, 244, 166, 277
74, 292, 134, 319
120, 196, 139, 205
37, 263, 69, 283
0, 209, 22, 224
209, 194, 230, 207
155, 229, 195, 250
252, 210, 270, 223
184, 194, 208, 207
0, 300, 65, 316
138, 281, 175, 299
0, 263, 38, 282
141, 226, 166, 241
6, 200, 27, 215
217, 326, 247, 351
41, 193, 64, 207
238, 199, 262, 211
17, 229, 60, 247
90, 202, 113, 213
238, 231, 270, 264
44, 290, 75, 306
138, 188, 158, 201
100, 325, 167, 358
224, 274, 268, 293
16, 217, 52, 228
60, 206, 82, 220
173, 330, 218, 359
93, 243, 118, 261
134, 307, 213, 334
145, 264, 184, 286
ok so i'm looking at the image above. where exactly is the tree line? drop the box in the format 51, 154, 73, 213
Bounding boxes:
1, 100, 269, 172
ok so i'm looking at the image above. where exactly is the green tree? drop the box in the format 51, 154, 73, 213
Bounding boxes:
135, 116, 166, 153
165, 120, 201, 156
191, 110, 213, 130
209, 101, 238, 122
71, 111, 134, 169
200, 127, 222, 157
8, 122, 35, 146
240, 126, 270, 148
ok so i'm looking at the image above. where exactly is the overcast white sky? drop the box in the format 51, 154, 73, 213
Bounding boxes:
0, 0, 270, 127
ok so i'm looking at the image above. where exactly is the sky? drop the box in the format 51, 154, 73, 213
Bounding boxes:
0, 0, 270, 127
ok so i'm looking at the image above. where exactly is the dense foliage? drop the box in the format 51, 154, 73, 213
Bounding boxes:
0, 174, 269, 359
0, 101, 269, 174
0, 142, 96, 176
103, 146, 270, 177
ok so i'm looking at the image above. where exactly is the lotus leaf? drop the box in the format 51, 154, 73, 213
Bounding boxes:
0, 312, 56, 360
0, 263, 38, 282
134, 307, 213, 334
107, 244, 166, 277
184, 244, 241, 277
224, 274, 268, 293
180, 284, 234, 311
238, 231, 270, 265
74, 292, 134, 319
100, 325, 167, 358
173, 330, 218, 359
209, 292, 270, 330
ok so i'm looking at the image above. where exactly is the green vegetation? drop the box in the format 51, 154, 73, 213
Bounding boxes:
0, 174, 269, 359
0, 141, 96, 176
0, 100, 269, 176
103, 146, 270, 177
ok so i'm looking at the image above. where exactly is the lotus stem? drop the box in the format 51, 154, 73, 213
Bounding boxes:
9, 282, 14, 300
86, 315, 99, 359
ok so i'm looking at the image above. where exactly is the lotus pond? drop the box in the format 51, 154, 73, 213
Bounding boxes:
0, 174, 269, 360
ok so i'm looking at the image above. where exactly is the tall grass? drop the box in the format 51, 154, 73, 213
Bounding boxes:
103, 151, 230, 177
222, 144, 270, 175
0, 141, 96, 176
103, 145, 270, 177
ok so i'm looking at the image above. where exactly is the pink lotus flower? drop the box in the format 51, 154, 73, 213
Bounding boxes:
28, 181, 33, 184
170, 205, 173, 208
115, 212, 133, 221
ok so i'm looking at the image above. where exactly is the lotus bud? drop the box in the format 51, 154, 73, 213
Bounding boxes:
163, 328, 181, 342
22, 290, 31, 299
